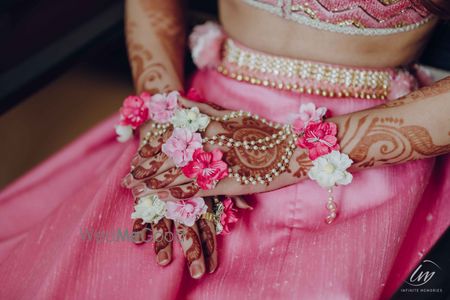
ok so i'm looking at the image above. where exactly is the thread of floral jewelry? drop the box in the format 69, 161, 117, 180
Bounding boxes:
325, 188, 338, 224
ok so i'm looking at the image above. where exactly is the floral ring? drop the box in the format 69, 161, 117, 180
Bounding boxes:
201, 212, 216, 221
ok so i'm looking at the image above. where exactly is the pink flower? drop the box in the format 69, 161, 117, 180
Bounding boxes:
292, 103, 327, 134
148, 91, 179, 123
184, 88, 205, 102
219, 198, 238, 234
182, 148, 229, 190
161, 128, 203, 167
139, 92, 152, 105
297, 121, 340, 160
388, 71, 416, 100
119, 95, 149, 129
189, 22, 225, 69
165, 197, 207, 227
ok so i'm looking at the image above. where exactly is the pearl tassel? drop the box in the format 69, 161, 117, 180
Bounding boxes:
325, 188, 338, 224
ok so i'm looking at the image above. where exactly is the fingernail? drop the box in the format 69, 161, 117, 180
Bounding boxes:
190, 262, 205, 279
132, 184, 148, 197
157, 191, 169, 199
157, 251, 170, 266
121, 174, 133, 188
207, 260, 217, 274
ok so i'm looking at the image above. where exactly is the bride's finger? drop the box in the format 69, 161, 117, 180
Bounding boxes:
147, 167, 191, 190
197, 198, 218, 273
175, 222, 206, 279
131, 219, 150, 244
151, 218, 173, 266
131, 168, 192, 198
123, 152, 172, 188
232, 195, 253, 210
131, 124, 172, 168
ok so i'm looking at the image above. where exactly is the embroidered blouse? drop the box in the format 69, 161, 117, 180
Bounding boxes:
242, 0, 433, 35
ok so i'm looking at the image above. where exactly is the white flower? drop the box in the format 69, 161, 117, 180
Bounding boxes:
131, 195, 166, 224
308, 151, 353, 188
115, 124, 133, 142
171, 107, 210, 132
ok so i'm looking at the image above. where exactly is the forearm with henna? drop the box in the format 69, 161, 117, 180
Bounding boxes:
329, 76, 450, 170
125, 0, 185, 94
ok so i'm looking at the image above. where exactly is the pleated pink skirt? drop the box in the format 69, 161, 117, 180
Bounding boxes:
0, 67, 448, 299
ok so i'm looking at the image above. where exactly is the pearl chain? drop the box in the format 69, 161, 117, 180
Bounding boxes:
141, 123, 170, 146
210, 110, 299, 186
325, 188, 338, 224
142, 109, 300, 186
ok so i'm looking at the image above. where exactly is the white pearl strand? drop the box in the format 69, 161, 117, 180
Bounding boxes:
141, 123, 170, 146
325, 188, 338, 224
208, 110, 299, 186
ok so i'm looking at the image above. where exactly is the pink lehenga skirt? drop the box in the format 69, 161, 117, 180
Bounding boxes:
0, 42, 449, 299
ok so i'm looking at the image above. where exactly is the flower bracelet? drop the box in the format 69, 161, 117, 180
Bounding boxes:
116, 90, 352, 225
116, 89, 238, 233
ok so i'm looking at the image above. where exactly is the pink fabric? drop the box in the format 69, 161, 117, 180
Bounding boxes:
0, 67, 448, 299
245, 0, 430, 28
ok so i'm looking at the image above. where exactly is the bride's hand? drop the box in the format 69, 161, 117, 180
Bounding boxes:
123, 97, 311, 202
131, 195, 251, 279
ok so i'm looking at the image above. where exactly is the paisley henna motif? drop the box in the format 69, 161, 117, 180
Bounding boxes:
146, 167, 183, 189
345, 116, 450, 168
177, 225, 202, 267
132, 219, 147, 232
293, 152, 313, 178
153, 219, 170, 254
131, 152, 166, 180
218, 117, 291, 178
169, 183, 200, 199
138, 141, 162, 158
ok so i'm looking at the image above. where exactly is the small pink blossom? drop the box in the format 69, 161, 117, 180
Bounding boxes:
182, 148, 229, 190
189, 22, 225, 69
184, 88, 205, 102
297, 121, 339, 160
162, 128, 203, 167
148, 91, 179, 123
165, 197, 207, 227
219, 198, 238, 234
292, 103, 327, 134
388, 71, 416, 100
119, 95, 149, 129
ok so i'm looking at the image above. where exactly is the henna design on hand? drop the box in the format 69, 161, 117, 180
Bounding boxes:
217, 117, 292, 179
146, 167, 183, 189
153, 219, 170, 254
198, 219, 215, 271
125, 0, 185, 94
177, 224, 202, 267
379, 77, 450, 109
132, 219, 149, 243
342, 116, 450, 168
293, 152, 313, 178
138, 139, 163, 158
168, 183, 200, 199
132, 219, 147, 232
131, 152, 166, 180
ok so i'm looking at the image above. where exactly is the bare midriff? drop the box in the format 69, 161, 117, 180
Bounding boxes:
219, 0, 438, 68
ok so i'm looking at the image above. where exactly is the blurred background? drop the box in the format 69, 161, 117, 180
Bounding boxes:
0, 0, 217, 188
